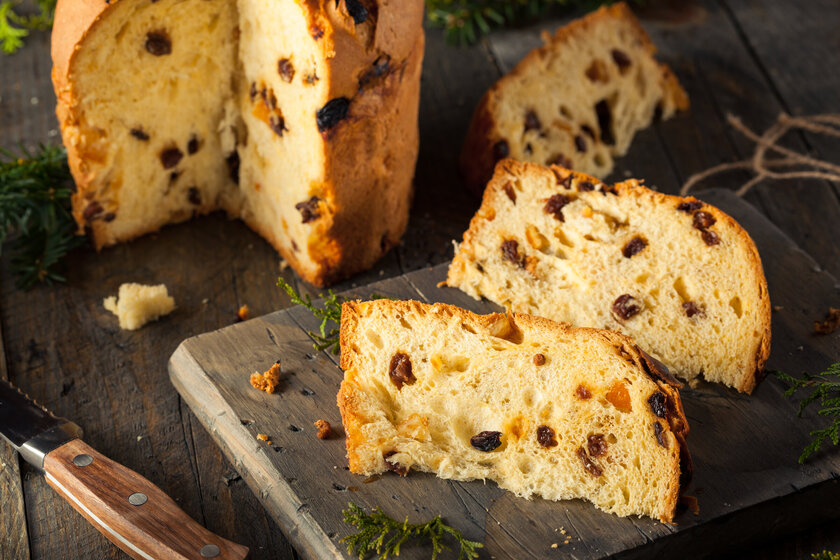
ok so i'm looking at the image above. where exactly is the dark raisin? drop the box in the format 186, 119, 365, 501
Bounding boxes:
278, 58, 295, 83
532, 353, 545, 366
524, 110, 542, 132
130, 128, 149, 141
600, 184, 618, 195
226, 152, 240, 184
169, 171, 180, 184
578, 181, 595, 192
503, 182, 516, 203
524, 143, 533, 154
653, 421, 667, 448
693, 211, 716, 230
295, 196, 321, 223
269, 114, 287, 137
574, 135, 587, 153
383, 451, 409, 476
595, 99, 615, 145
266, 91, 277, 110
358, 55, 390, 89
612, 294, 641, 321
648, 392, 668, 418
470, 431, 502, 452
677, 200, 703, 213
581, 124, 596, 140
187, 135, 199, 154
249, 82, 258, 101
611, 49, 632, 71
291, 239, 299, 252
622, 236, 648, 258
388, 352, 415, 389
575, 384, 591, 399
501, 240, 524, 267
577, 446, 603, 477
587, 434, 608, 458
492, 139, 510, 161
82, 201, 103, 221
683, 301, 704, 318
536, 425, 557, 448
544, 194, 572, 222
548, 154, 573, 170
145, 30, 172, 56
311, 25, 324, 40
702, 230, 720, 246
103, 213, 116, 222
316, 97, 350, 132
344, 0, 368, 24
160, 147, 183, 169
188, 187, 201, 205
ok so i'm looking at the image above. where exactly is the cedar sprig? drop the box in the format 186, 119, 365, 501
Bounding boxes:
341, 502, 482, 560
0, 0, 56, 54
0, 143, 83, 289
774, 362, 840, 463
277, 278, 344, 354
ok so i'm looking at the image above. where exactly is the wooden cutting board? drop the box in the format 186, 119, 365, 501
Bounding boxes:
169, 189, 840, 560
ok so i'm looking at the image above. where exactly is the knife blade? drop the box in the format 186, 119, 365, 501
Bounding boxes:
0, 379, 249, 560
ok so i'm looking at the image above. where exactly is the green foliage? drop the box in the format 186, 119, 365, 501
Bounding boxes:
812, 551, 840, 560
0, 143, 83, 289
0, 0, 56, 54
426, 0, 620, 44
341, 502, 483, 560
277, 278, 344, 354
774, 362, 840, 463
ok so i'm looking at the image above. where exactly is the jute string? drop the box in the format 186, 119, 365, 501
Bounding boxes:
680, 113, 840, 197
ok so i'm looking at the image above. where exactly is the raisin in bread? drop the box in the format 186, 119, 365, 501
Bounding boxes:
51, 0, 424, 287
460, 2, 688, 195
446, 160, 771, 393
338, 299, 690, 522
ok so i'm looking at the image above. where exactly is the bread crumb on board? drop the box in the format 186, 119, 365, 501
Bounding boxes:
314, 419, 332, 439
103, 283, 175, 330
257, 433, 272, 445
250, 361, 282, 393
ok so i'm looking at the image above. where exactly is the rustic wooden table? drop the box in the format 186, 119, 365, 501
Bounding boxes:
1, 1, 839, 558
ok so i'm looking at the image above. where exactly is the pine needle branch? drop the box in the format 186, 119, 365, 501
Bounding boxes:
773, 362, 840, 463
0, 143, 83, 289
341, 502, 483, 560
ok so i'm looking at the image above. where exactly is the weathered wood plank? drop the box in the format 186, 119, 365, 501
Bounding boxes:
171, 190, 840, 559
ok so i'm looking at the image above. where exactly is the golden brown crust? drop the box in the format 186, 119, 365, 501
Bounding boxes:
337, 298, 689, 521
459, 2, 689, 195
51, 0, 424, 288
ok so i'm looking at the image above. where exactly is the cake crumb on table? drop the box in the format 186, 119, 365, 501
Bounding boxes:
237, 304, 250, 322
813, 307, 840, 335
103, 283, 175, 330
250, 361, 282, 393
314, 419, 332, 439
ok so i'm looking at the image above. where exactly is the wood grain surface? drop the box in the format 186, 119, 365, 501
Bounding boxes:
1, 0, 840, 558
169, 190, 840, 560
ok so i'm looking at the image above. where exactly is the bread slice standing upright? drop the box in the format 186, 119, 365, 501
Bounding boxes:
338, 299, 691, 523
447, 160, 771, 393
461, 2, 688, 194
52, 0, 424, 287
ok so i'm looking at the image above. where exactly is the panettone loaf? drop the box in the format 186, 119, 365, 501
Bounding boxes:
446, 160, 771, 393
51, 0, 424, 287
461, 2, 688, 195
338, 299, 691, 523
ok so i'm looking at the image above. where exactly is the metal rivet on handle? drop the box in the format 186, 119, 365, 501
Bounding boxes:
200, 544, 220, 558
128, 492, 148, 506
72, 454, 93, 467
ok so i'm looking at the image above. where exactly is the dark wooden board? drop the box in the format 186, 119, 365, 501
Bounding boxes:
170, 189, 840, 559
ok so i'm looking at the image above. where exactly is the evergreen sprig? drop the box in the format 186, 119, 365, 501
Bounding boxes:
813, 551, 840, 560
774, 362, 840, 463
341, 502, 482, 560
0, 0, 56, 54
277, 278, 344, 354
0, 143, 83, 289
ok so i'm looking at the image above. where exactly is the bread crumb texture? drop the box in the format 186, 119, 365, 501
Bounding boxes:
103, 283, 175, 330
447, 160, 771, 393
338, 299, 690, 522
250, 361, 282, 393
460, 2, 689, 194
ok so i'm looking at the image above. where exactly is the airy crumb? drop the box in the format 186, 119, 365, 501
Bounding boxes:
814, 307, 840, 335
550, 543, 558, 549
250, 361, 282, 393
314, 419, 332, 439
103, 283, 175, 330
257, 433, 272, 445
237, 304, 250, 322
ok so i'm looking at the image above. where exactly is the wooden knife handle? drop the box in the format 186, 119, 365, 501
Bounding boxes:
43, 439, 249, 560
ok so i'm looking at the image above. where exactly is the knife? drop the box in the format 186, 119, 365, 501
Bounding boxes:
0, 379, 249, 560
